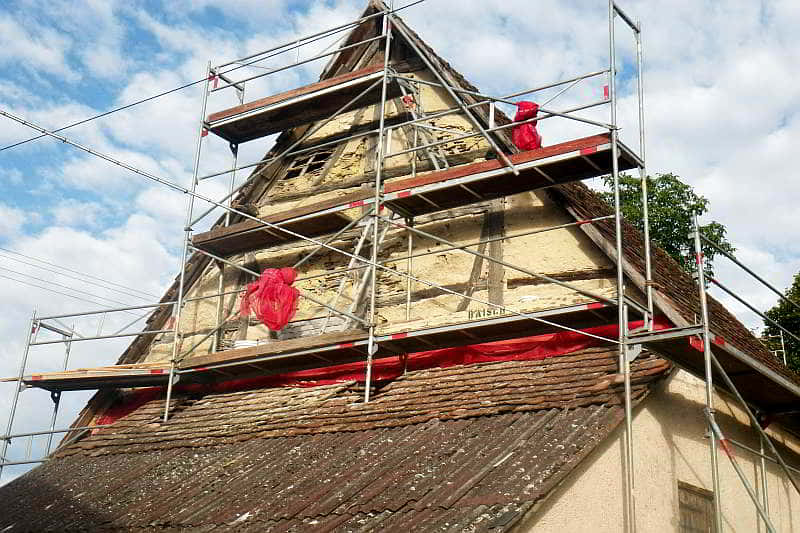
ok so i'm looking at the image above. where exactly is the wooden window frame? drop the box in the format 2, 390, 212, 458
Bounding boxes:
678, 480, 716, 533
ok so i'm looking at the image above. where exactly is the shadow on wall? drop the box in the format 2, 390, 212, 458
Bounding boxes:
655, 374, 800, 472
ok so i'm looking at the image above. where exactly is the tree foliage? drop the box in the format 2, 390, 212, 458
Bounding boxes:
598, 173, 735, 279
763, 273, 800, 372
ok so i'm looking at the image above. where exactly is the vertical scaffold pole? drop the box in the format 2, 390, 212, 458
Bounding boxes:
163, 61, 212, 422
223, 82, 245, 228
365, 7, 393, 403
705, 413, 775, 531
609, 3, 635, 531
759, 436, 770, 533
405, 218, 413, 321
692, 215, 723, 532
214, 82, 245, 352
45, 325, 74, 454
0, 310, 37, 480
635, 23, 654, 331
389, 18, 518, 177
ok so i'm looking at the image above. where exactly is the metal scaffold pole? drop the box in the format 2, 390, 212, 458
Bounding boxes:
692, 215, 724, 532
365, 7, 393, 403
693, 217, 792, 528
705, 413, 776, 532
634, 22, 654, 331
45, 325, 74, 454
388, 15, 518, 177
609, 3, 635, 531
213, 83, 244, 354
0, 310, 37, 480
759, 436, 770, 533
163, 61, 212, 422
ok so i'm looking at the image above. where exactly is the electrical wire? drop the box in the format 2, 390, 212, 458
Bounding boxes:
234, 29, 346, 72
0, 246, 158, 299
0, 79, 206, 152
0, 273, 139, 314
231, 27, 348, 71
0, 266, 139, 308
0, 0, 426, 153
0, 252, 154, 302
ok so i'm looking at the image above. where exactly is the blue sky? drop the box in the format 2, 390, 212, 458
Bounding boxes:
1, 0, 799, 484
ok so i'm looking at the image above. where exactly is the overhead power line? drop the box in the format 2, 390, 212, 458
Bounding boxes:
0, 273, 138, 314
0, 266, 139, 308
0, 78, 206, 153
0, 246, 158, 299
0, 251, 155, 302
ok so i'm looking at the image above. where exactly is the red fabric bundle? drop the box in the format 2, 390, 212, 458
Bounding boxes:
512, 101, 542, 151
240, 267, 299, 331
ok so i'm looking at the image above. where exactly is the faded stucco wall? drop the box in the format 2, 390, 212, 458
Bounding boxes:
516, 369, 800, 532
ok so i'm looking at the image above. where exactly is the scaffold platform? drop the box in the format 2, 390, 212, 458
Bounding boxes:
206, 62, 420, 143
7, 301, 622, 391
192, 133, 641, 256
0, 363, 170, 392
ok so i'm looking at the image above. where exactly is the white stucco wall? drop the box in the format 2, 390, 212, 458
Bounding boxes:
517, 369, 800, 532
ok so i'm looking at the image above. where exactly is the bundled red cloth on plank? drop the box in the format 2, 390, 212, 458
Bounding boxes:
512, 101, 542, 151
240, 267, 299, 331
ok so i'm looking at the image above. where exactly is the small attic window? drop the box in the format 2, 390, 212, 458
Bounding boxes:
285, 149, 335, 180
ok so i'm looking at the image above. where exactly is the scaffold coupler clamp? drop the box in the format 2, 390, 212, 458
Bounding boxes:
702, 407, 716, 439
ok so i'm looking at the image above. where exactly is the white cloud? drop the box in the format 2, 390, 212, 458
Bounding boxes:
165, 0, 290, 25
0, 168, 23, 186
0, 204, 26, 238
0, 12, 77, 81
51, 199, 107, 228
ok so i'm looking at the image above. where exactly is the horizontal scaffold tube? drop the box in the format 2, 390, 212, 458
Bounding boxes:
36, 288, 246, 321
291, 215, 615, 284
213, 0, 425, 70
1, 109, 620, 345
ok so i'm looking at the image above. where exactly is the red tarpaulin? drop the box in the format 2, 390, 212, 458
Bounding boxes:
93, 316, 671, 429
512, 101, 542, 151
241, 267, 299, 331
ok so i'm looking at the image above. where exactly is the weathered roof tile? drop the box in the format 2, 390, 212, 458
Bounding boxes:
0, 348, 668, 532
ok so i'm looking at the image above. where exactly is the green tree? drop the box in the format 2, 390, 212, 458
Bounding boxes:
763, 273, 800, 372
598, 173, 735, 279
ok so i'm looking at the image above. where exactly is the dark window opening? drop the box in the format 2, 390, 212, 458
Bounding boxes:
284, 149, 335, 181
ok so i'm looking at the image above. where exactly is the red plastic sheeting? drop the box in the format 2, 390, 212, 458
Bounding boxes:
92, 317, 671, 430
512, 101, 542, 151
93, 388, 162, 434
250, 315, 670, 387
241, 267, 299, 331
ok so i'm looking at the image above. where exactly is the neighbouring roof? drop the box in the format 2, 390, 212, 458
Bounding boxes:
0, 348, 669, 532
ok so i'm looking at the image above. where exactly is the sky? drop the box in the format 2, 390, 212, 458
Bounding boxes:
0, 0, 799, 484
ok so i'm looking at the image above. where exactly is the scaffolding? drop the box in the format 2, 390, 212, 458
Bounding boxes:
1, 1, 799, 530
